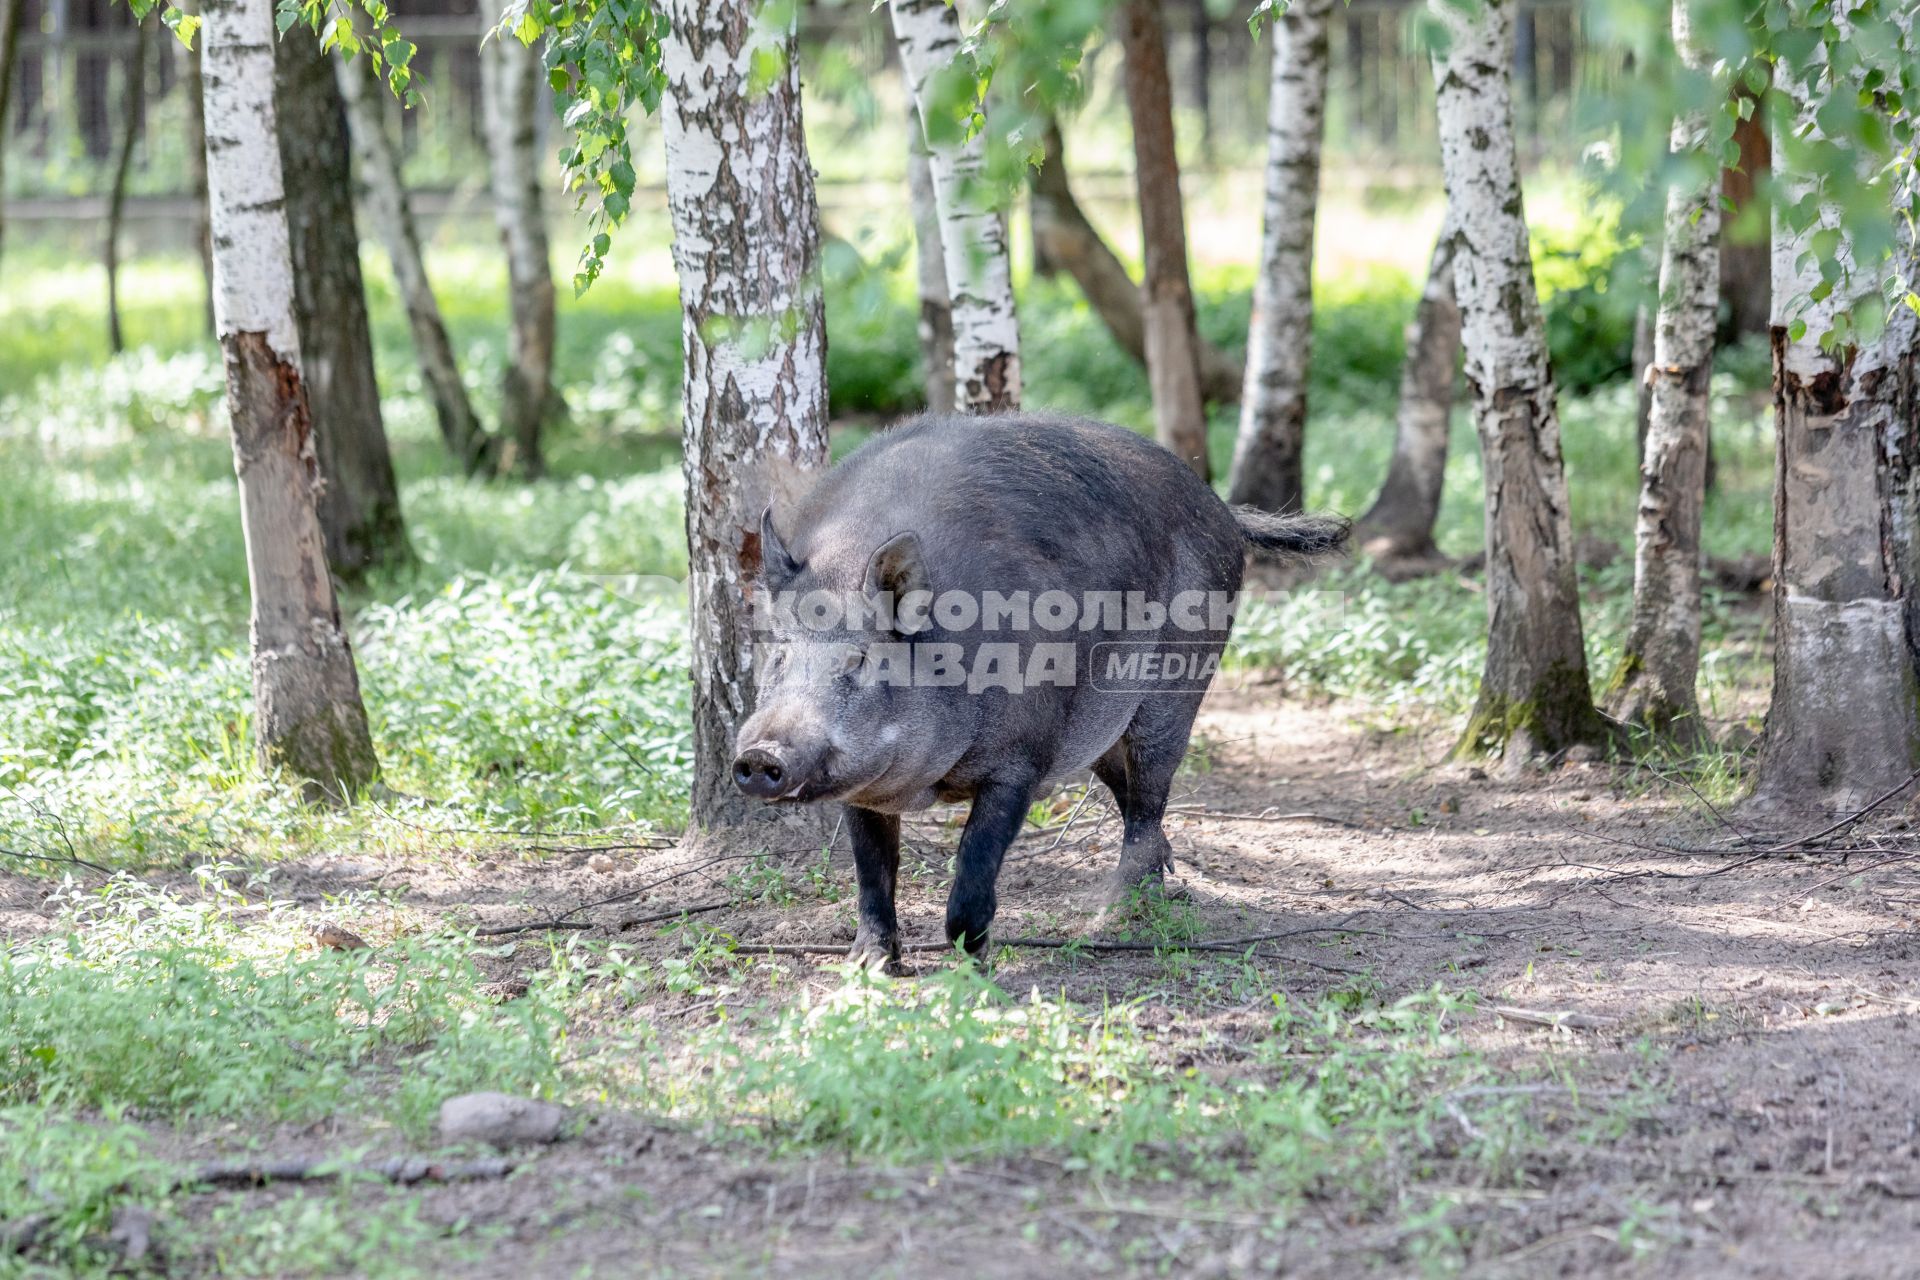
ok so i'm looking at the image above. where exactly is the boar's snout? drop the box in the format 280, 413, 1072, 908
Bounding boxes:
732, 746, 792, 801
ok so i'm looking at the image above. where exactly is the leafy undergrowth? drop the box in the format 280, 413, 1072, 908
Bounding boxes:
0, 874, 1657, 1275
0, 211, 1782, 872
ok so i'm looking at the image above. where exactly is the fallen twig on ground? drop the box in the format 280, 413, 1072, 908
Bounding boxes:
1757, 767, 1920, 854
1789, 854, 1920, 904
0, 845, 111, 876
181, 1156, 516, 1189
619, 899, 730, 930
729, 924, 1377, 974
471, 918, 595, 937
471, 898, 730, 937
1166, 807, 1362, 828
1492, 1005, 1617, 1031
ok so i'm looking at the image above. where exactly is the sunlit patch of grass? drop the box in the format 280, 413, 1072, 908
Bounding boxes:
0, 228, 1777, 871
647, 964, 1639, 1231
0, 873, 571, 1136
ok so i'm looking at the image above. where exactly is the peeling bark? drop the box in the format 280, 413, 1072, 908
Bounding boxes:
1751, 44, 1920, 813
1356, 222, 1460, 563
889, 0, 1021, 413
337, 52, 496, 474
1429, 0, 1604, 760
1027, 119, 1242, 404
200, 0, 377, 796
1120, 0, 1209, 480
481, 0, 559, 475
662, 0, 831, 831
1227, 0, 1333, 511
907, 103, 955, 416
276, 22, 410, 578
105, 15, 148, 355
1607, 1, 1719, 739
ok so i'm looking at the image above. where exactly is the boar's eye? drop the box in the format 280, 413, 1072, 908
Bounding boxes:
835, 645, 865, 679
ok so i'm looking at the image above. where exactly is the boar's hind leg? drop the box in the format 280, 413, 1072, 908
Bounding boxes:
848, 807, 904, 972
1108, 698, 1200, 900
946, 770, 1040, 958
1092, 744, 1130, 812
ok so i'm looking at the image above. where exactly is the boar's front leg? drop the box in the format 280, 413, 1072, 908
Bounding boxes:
847, 807, 903, 973
946, 770, 1039, 957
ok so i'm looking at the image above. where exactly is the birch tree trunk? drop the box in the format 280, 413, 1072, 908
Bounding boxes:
1227, 0, 1334, 510
1429, 0, 1604, 760
1750, 73, 1920, 813
1606, 1, 1719, 738
480, 2, 558, 476
1631, 300, 1655, 449
1028, 117, 1242, 404
0, 0, 23, 264
178, 0, 214, 335
662, 0, 831, 832
337, 52, 496, 474
907, 104, 956, 416
1355, 222, 1459, 564
105, 15, 148, 355
275, 23, 410, 578
1120, 0, 1209, 480
200, 0, 377, 795
889, 0, 1020, 412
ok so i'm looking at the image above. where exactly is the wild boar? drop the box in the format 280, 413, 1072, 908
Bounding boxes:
732, 413, 1346, 969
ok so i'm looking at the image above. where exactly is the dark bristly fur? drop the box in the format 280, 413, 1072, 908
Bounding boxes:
732, 412, 1349, 967
1231, 507, 1352, 561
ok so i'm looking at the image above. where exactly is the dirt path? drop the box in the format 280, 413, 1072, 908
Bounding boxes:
11, 691, 1920, 1277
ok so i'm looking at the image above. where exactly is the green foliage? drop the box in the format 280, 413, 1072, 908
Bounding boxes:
0, 241, 1775, 868
0, 1108, 173, 1268
531, 0, 671, 292
1583, 0, 1919, 346
0, 873, 569, 1136
1532, 208, 1647, 395
674, 966, 1558, 1207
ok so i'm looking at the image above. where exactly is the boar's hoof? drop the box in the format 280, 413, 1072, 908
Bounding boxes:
1109, 838, 1174, 901
848, 936, 905, 977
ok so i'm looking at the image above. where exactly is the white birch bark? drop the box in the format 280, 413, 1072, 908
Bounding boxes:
276, 23, 410, 578
200, 0, 376, 794
480, 0, 558, 475
1750, 34, 1920, 813
907, 103, 956, 415
337, 52, 495, 474
1227, 0, 1334, 510
889, 0, 1020, 412
1429, 0, 1602, 760
662, 0, 831, 831
1607, 0, 1719, 737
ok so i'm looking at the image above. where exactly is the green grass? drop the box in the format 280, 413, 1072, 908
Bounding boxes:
1, 873, 572, 1134
0, 874, 1654, 1273
0, 220, 1776, 869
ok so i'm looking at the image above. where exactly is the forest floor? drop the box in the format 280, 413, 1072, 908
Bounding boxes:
7, 688, 1919, 1278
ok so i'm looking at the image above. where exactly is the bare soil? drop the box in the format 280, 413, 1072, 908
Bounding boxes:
10, 687, 1920, 1278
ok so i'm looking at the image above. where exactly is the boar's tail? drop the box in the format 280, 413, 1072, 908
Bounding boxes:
1230, 508, 1352, 561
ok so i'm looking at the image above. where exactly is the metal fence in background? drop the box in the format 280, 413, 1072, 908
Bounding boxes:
1, 0, 1603, 220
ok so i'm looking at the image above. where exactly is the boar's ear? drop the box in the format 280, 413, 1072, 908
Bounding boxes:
759, 506, 801, 590
864, 532, 932, 635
